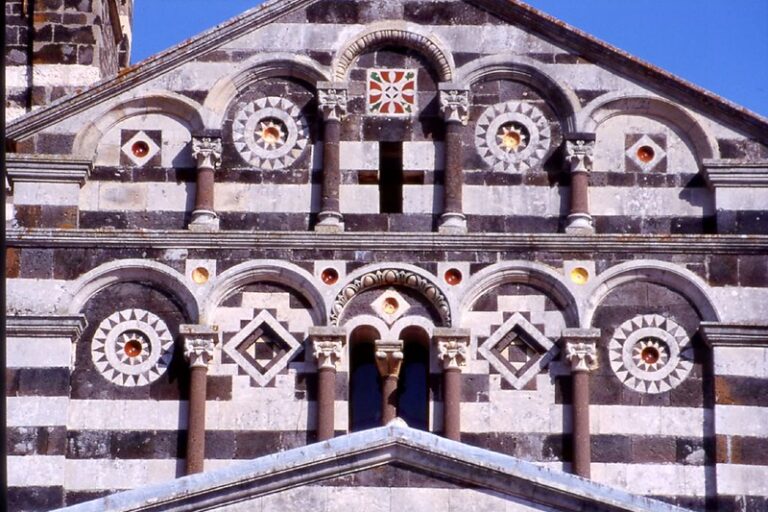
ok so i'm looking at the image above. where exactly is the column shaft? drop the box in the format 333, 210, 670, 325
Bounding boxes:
443, 121, 463, 216
195, 166, 215, 213
570, 171, 590, 215
443, 367, 461, 441
317, 366, 336, 441
382, 374, 398, 424
321, 119, 341, 216
572, 370, 591, 478
186, 365, 208, 475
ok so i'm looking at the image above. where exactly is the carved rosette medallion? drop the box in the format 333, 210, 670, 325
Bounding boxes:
91, 309, 174, 387
609, 314, 694, 394
475, 101, 551, 172
232, 97, 310, 169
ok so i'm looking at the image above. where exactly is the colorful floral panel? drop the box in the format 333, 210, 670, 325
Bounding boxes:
367, 69, 417, 116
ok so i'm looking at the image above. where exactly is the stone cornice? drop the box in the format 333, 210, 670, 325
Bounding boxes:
6, 315, 88, 342
6, 229, 768, 255
700, 323, 768, 347
702, 160, 768, 188
6, 154, 92, 187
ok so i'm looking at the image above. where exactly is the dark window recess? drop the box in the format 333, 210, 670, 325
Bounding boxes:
349, 341, 382, 432
397, 337, 430, 431
379, 142, 404, 213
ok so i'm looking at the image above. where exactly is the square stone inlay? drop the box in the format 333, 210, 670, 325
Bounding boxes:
223, 310, 302, 386
367, 69, 417, 116
121, 130, 161, 167
626, 134, 666, 172
478, 312, 559, 390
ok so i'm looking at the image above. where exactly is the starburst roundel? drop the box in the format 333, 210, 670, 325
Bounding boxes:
608, 314, 694, 394
475, 100, 552, 172
232, 96, 310, 170
91, 309, 175, 387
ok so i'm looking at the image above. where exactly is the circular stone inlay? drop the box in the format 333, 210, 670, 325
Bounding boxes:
192, 267, 210, 285
91, 309, 174, 387
131, 141, 150, 158
637, 145, 656, 163
570, 267, 590, 285
444, 268, 463, 286
232, 97, 309, 170
609, 314, 693, 394
475, 101, 552, 172
321, 268, 339, 285
382, 297, 400, 315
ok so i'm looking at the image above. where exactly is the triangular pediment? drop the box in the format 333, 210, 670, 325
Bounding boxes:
58, 425, 692, 512
6, 0, 767, 146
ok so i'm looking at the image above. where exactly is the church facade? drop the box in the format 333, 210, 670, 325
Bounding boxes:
5, 1, 768, 511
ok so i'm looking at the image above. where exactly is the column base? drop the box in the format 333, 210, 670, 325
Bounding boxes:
438, 213, 467, 234
315, 211, 345, 233
565, 213, 594, 235
189, 210, 219, 232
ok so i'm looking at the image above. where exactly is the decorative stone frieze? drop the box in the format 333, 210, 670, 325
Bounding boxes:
192, 136, 223, 171
439, 88, 470, 125
330, 269, 451, 326
475, 101, 552, 172
609, 314, 693, 394
374, 339, 404, 377
318, 85, 348, 122
91, 308, 174, 387
232, 97, 310, 169
180, 324, 219, 369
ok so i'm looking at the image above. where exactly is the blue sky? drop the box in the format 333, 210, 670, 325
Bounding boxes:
132, 0, 768, 117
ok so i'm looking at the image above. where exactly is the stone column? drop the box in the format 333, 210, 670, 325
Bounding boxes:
374, 339, 404, 425
434, 328, 470, 441
316, 83, 348, 233
438, 85, 470, 234
180, 324, 218, 475
189, 136, 222, 232
564, 134, 596, 235
309, 327, 345, 441
563, 328, 600, 479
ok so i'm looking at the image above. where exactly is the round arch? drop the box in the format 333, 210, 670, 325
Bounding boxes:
332, 21, 455, 82
330, 263, 454, 327
72, 92, 207, 159
459, 261, 579, 328
577, 93, 719, 162
457, 54, 580, 132
203, 260, 326, 325
66, 259, 199, 322
583, 260, 721, 327
203, 53, 331, 128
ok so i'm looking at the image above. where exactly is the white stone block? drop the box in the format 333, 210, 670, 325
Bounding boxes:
64, 459, 180, 491
67, 400, 187, 430
7, 397, 68, 427
711, 287, 768, 324
7, 278, 70, 315
8, 456, 66, 486
216, 183, 317, 213
32, 64, 101, 87
146, 182, 195, 212
714, 347, 768, 378
7, 337, 72, 368
98, 182, 148, 211
716, 188, 768, 211
589, 187, 713, 216
717, 464, 768, 496
591, 406, 707, 437
13, 182, 81, 206
715, 405, 768, 437
340, 185, 379, 213
592, 464, 707, 497
464, 185, 565, 216
340, 141, 379, 170
403, 142, 444, 170
402, 185, 442, 214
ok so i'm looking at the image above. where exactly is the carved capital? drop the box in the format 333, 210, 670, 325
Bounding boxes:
439, 89, 470, 125
180, 324, 219, 369
313, 340, 343, 370
566, 139, 595, 175
565, 342, 598, 372
318, 86, 348, 122
192, 137, 222, 171
437, 340, 469, 370
374, 339, 404, 377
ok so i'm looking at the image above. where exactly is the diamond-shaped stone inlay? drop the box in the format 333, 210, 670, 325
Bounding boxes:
478, 313, 558, 390
371, 289, 411, 325
91, 308, 174, 387
223, 310, 302, 386
626, 134, 666, 171
121, 131, 161, 167
609, 314, 693, 394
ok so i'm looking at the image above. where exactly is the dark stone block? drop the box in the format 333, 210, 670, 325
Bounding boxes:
736, 211, 768, 234
79, 210, 129, 229
33, 43, 78, 65
205, 430, 236, 459
708, 255, 738, 286
53, 25, 95, 44
306, 0, 360, 23
111, 430, 182, 459
67, 430, 112, 459
403, 1, 488, 25
591, 435, 632, 463
206, 376, 232, 401
606, 172, 636, 186
10, 367, 70, 396
19, 248, 55, 279
715, 375, 768, 407
631, 435, 677, 463
460, 374, 489, 402
739, 255, 768, 287
64, 490, 117, 507
8, 486, 64, 511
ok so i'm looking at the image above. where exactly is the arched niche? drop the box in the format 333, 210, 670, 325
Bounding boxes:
332, 21, 455, 82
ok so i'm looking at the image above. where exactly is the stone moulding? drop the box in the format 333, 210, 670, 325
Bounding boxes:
330, 268, 451, 326
7, 230, 768, 255
702, 160, 768, 188
700, 322, 768, 347
6, 315, 88, 342
5, 154, 92, 188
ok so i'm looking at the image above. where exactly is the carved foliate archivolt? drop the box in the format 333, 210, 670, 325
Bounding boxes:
313, 340, 343, 370
374, 339, 404, 377
565, 341, 598, 372
566, 139, 595, 175
439, 89, 470, 125
192, 137, 222, 171
318, 87, 348, 122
